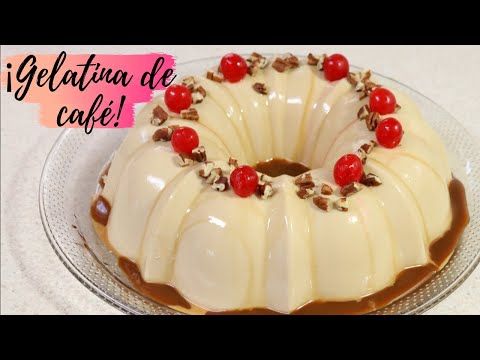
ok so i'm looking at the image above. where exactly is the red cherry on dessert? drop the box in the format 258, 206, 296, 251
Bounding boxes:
230, 165, 259, 198
323, 54, 350, 81
333, 154, 364, 186
376, 117, 403, 148
220, 53, 248, 83
171, 127, 199, 154
165, 84, 192, 113
369, 88, 396, 115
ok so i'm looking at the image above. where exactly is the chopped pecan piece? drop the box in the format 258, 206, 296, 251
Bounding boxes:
366, 111, 380, 131
307, 53, 319, 66
257, 182, 274, 199
297, 187, 315, 199
228, 157, 239, 168
348, 70, 372, 92
359, 80, 379, 100
316, 54, 327, 71
357, 104, 371, 121
181, 76, 196, 91
196, 85, 207, 98
294, 173, 313, 186
212, 176, 229, 192
357, 149, 368, 164
360, 140, 377, 154
348, 70, 379, 99
206, 168, 222, 184
191, 146, 207, 162
357, 140, 377, 164
320, 183, 333, 196
340, 182, 364, 197
151, 105, 169, 126
334, 197, 349, 211
285, 54, 299, 68
272, 57, 288, 72
206, 70, 224, 83
247, 52, 269, 75
253, 82, 268, 95
360, 173, 382, 187
347, 72, 359, 86
198, 162, 214, 179
180, 108, 199, 121
192, 92, 204, 104
183, 76, 207, 104
272, 54, 299, 73
313, 196, 332, 211
152, 127, 173, 142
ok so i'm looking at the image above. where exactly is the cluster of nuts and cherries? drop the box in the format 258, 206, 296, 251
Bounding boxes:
151, 52, 404, 208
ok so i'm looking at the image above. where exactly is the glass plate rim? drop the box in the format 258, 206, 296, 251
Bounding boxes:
39, 54, 480, 315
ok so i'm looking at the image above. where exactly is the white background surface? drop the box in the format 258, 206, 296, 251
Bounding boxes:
1, 45, 479, 315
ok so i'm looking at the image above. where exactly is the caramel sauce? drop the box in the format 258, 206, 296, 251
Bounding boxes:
118, 258, 191, 309
90, 195, 111, 226
212, 264, 438, 315
94, 172, 469, 314
430, 178, 469, 267
255, 158, 310, 177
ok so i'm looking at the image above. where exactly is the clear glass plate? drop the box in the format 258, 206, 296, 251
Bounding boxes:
39, 55, 480, 315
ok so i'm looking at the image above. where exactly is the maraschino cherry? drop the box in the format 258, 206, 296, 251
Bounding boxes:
230, 165, 259, 197
333, 154, 364, 186
165, 84, 192, 113
171, 127, 199, 154
323, 54, 349, 81
220, 53, 248, 83
369, 88, 396, 115
376, 117, 403, 148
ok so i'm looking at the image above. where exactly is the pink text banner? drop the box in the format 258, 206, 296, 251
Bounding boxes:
1, 51, 176, 133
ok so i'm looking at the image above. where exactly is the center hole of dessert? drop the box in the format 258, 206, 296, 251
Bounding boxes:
254, 158, 311, 178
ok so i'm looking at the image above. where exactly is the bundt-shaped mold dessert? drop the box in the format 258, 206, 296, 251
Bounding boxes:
91, 52, 468, 314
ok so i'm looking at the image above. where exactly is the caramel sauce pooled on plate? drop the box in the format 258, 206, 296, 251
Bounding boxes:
119, 258, 191, 309
90, 195, 111, 226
